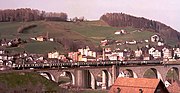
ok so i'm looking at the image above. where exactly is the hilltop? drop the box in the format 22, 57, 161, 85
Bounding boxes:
100, 13, 180, 45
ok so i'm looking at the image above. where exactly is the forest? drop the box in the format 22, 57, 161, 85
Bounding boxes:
0, 8, 68, 22
100, 13, 180, 42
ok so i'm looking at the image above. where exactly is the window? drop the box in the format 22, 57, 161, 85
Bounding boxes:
139, 89, 143, 93
117, 87, 121, 93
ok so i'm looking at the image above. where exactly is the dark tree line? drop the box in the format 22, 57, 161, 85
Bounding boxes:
100, 13, 180, 42
0, 8, 68, 22
100, 13, 161, 30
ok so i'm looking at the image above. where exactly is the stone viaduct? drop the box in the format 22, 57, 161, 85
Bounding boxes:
36, 64, 180, 89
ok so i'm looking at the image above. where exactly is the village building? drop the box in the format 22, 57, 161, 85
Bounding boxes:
36, 36, 44, 41
103, 48, 125, 61
48, 51, 66, 61
109, 78, 169, 93
135, 49, 142, 57
162, 47, 172, 59
48, 51, 59, 59
68, 52, 80, 62
114, 29, 126, 35
174, 48, 180, 58
100, 39, 108, 46
68, 46, 97, 62
151, 34, 160, 42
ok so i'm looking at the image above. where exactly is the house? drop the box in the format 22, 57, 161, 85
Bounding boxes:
149, 47, 156, 55
109, 78, 169, 93
36, 36, 44, 41
143, 54, 151, 60
103, 48, 125, 61
78, 55, 96, 62
149, 46, 163, 59
114, 29, 126, 35
145, 39, 149, 43
49, 38, 54, 42
125, 40, 137, 45
162, 47, 172, 59
151, 34, 160, 42
78, 46, 96, 58
101, 40, 108, 46
174, 48, 180, 58
48, 51, 59, 59
158, 42, 164, 46
135, 49, 142, 57
152, 50, 162, 59
68, 52, 80, 62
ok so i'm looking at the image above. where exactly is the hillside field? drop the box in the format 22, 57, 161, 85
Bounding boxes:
0, 20, 157, 54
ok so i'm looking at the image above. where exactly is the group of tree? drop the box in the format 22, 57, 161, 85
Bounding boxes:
0, 8, 68, 22
100, 13, 180, 42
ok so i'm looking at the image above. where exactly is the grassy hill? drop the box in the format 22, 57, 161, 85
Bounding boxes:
0, 72, 67, 93
0, 20, 158, 54
0, 71, 108, 93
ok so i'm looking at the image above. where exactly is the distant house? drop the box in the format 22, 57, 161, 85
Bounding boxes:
143, 54, 151, 60
149, 47, 156, 55
31, 36, 46, 42
158, 42, 164, 46
174, 48, 180, 58
48, 51, 59, 59
135, 49, 142, 57
68, 52, 80, 62
78, 55, 96, 62
103, 48, 125, 61
162, 47, 172, 59
100, 39, 108, 46
151, 34, 160, 42
36, 36, 44, 41
109, 78, 169, 93
114, 29, 126, 35
152, 50, 162, 59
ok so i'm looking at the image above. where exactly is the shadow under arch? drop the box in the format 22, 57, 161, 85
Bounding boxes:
39, 72, 56, 81
119, 69, 138, 78
143, 68, 163, 80
62, 71, 75, 85
96, 70, 112, 89
166, 67, 179, 83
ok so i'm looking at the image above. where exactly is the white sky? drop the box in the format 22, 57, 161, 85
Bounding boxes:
0, 0, 180, 31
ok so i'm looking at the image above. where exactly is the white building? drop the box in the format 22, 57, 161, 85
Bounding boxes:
174, 48, 180, 58
151, 35, 160, 42
135, 49, 142, 57
162, 48, 171, 59
48, 51, 59, 59
149, 47, 156, 55
152, 50, 162, 59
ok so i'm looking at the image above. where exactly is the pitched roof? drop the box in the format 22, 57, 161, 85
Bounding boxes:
167, 81, 180, 93
109, 78, 162, 93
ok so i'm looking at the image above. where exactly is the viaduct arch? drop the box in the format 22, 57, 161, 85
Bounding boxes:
36, 64, 180, 89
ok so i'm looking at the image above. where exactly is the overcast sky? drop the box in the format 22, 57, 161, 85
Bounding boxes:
0, 0, 180, 31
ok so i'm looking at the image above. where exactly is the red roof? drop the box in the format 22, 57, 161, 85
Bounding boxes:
109, 77, 168, 93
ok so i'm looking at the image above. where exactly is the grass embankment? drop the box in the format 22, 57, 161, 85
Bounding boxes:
0, 72, 68, 93
0, 72, 108, 93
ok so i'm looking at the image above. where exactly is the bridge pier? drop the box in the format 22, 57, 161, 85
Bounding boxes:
75, 69, 92, 88
112, 65, 119, 84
